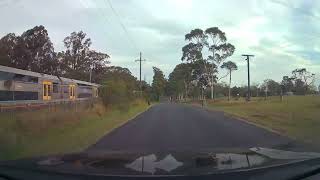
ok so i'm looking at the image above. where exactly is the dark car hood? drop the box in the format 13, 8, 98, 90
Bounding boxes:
1, 147, 320, 176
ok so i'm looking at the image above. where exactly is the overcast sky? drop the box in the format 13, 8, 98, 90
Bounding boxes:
0, 0, 319, 87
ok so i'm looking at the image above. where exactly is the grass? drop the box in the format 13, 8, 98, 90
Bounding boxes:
0, 100, 149, 160
205, 95, 320, 146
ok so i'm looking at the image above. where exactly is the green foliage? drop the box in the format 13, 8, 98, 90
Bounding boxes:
221, 61, 238, 100
152, 66, 167, 101
59, 31, 110, 83
221, 61, 238, 71
181, 27, 235, 97
0, 26, 57, 74
0, 26, 110, 83
167, 63, 192, 97
261, 79, 281, 96
100, 66, 138, 110
280, 68, 316, 95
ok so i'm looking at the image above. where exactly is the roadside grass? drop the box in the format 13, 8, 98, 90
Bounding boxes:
0, 100, 149, 160
206, 95, 320, 146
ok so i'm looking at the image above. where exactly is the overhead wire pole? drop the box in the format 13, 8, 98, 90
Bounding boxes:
135, 52, 146, 94
242, 54, 254, 101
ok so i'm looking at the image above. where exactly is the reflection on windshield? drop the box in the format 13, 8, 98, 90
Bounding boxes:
126, 154, 183, 174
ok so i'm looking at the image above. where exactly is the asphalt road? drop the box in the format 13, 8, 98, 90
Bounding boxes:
87, 103, 298, 153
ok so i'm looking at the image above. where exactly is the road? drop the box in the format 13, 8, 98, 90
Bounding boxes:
87, 103, 298, 153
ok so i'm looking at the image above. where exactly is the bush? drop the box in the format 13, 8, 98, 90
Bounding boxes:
99, 79, 134, 111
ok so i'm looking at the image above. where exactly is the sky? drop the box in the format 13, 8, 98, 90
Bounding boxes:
0, 0, 319, 87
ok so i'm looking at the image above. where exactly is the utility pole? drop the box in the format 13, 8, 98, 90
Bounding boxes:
242, 54, 254, 101
135, 52, 146, 93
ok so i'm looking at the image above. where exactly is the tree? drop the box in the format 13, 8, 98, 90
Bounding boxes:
167, 63, 192, 99
221, 61, 238, 101
231, 86, 241, 97
181, 27, 235, 100
100, 66, 139, 110
0, 26, 57, 74
261, 79, 280, 97
141, 80, 152, 102
190, 60, 217, 99
0, 43, 11, 66
152, 67, 167, 101
281, 76, 294, 93
293, 79, 306, 95
0, 33, 18, 67
205, 27, 235, 99
62, 31, 91, 71
181, 29, 208, 85
59, 31, 109, 82
181, 29, 206, 62
291, 68, 315, 94
20, 25, 57, 74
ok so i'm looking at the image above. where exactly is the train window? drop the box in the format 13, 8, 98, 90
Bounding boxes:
63, 86, 69, 93
0, 71, 14, 80
13, 74, 38, 83
30, 77, 38, 83
53, 83, 59, 93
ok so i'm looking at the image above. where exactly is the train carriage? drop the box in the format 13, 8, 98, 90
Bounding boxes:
0, 65, 99, 103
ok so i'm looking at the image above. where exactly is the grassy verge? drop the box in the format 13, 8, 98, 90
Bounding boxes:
205, 95, 320, 146
0, 100, 149, 160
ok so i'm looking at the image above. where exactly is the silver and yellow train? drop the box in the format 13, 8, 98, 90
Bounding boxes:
0, 65, 99, 103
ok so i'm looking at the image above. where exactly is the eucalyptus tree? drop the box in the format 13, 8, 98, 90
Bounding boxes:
205, 27, 235, 99
221, 61, 238, 101
291, 68, 315, 93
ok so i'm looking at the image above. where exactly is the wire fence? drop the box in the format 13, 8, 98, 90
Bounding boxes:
0, 98, 97, 113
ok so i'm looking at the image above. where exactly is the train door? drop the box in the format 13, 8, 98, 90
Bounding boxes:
69, 85, 76, 100
92, 87, 95, 98
43, 81, 52, 100
93, 87, 98, 97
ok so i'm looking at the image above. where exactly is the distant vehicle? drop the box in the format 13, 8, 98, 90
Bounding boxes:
0, 65, 99, 103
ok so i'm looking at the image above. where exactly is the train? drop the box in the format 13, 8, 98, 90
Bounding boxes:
0, 65, 99, 103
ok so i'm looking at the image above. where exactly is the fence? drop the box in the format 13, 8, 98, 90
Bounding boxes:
0, 98, 97, 113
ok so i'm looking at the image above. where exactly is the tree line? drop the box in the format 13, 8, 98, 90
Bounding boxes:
0, 25, 109, 83
0, 25, 153, 109
151, 65, 317, 102
150, 27, 317, 101
1, 25, 317, 105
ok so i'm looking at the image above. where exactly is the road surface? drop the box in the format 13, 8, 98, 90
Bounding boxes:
87, 103, 299, 153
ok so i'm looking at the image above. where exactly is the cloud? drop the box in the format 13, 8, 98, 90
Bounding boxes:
0, 0, 319, 86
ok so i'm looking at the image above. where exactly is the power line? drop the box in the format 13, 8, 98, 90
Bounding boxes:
78, 0, 113, 51
97, 7, 113, 40
104, 0, 139, 52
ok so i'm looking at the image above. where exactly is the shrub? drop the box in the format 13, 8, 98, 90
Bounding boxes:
100, 79, 134, 111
